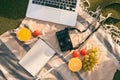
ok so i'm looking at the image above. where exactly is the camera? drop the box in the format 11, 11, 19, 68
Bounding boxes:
56, 28, 73, 51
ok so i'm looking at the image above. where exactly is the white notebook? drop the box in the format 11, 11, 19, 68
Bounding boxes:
19, 39, 55, 77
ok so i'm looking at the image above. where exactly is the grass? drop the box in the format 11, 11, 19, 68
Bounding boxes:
88, 0, 120, 29
0, 0, 29, 35
88, 0, 120, 11
102, 3, 120, 29
0, 0, 120, 80
114, 70, 120, 80
102, 3, 120, 19
0, 17, 23, 34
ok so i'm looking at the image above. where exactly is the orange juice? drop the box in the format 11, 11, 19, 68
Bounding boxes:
68, 58, 82, 72
16, 27, 32, 41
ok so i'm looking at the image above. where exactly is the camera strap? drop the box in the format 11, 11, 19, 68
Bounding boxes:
56, 9, 106, 52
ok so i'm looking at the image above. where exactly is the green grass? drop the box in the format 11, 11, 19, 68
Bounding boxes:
102, 3, 120, 29
102, 3, 120, 19
113, 70, 120, 80
0, 0, 29, 35
88, 0, 120, 11
0, 17, 23, 34
88, 0, 120, 29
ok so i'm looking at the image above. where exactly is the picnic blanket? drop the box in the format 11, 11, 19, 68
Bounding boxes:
0, 8, 120, 80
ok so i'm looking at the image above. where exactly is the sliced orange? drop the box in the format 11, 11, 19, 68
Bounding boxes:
16, 27, 32, 41
68, 58, 82, 72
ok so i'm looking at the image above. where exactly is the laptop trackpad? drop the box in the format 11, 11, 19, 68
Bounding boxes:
40, 8, 60, 22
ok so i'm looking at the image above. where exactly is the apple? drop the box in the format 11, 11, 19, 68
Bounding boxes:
72, 50, 80, 58
80, 48, 87, 56
33, 30, 40, 37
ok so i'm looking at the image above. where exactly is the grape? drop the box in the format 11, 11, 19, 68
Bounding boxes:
82, 47, 98, 71
89, 53, 95, 57
86, 62, 90, 66
82, 59, 87, 63
87, 66, 92, 71
93, 47, 98, 52
84, 67, 88, 70
89, 58, 93, 63
83, 63, 86, 66
84, 55, 89, 59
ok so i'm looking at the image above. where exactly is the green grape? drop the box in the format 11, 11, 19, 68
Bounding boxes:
90, 63, 94, 67
88, 47, 98, 54
89, 58, 93, 63
83, 64, 87, 68
89, 53, 95, 58
93, 47, 98, 52
93, 59, 98, 64
93, 57, 98, 61
82, 60, 87, 63
82, 47, 98, 71
86, 62, 90, 66
84, 56, 89, 61
84, 67, 88, 71
88, 49, 93, 53
94, 52, 98, 56
87, 66, 92, 71
84, 55, 89, 59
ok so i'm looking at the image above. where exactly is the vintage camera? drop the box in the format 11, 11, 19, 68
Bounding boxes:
56, 27, 80, 52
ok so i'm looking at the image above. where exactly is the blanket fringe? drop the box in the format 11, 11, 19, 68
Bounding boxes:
80, 0, 120, 46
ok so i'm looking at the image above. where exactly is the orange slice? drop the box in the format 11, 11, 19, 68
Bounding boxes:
68, 58, 82, 72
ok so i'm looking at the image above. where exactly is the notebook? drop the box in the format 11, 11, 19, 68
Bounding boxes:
19, 39, 55, 77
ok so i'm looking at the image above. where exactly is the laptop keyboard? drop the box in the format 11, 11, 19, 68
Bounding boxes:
32, 0, 77, 12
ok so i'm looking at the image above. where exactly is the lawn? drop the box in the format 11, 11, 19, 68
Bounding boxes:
88, 0, 120, 29
0, 0, 29, 35
0, 0, 120, 80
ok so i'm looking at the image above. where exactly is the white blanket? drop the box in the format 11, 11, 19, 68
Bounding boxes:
0, 8, 120, 80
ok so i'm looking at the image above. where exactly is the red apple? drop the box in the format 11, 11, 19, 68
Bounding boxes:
80, 48, 87, 56
72, 50, 80, 58
33, 30, 40, 37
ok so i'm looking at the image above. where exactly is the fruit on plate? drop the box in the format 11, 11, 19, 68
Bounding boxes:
68, 58, 82, 72
80, 48, 87, 56
82, 47, 98, 71
33, 30, 40, 37
72, 50, 80, 58
16, 27, 32, 41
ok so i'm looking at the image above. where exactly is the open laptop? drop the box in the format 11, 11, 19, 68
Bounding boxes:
26, 0, 80, 26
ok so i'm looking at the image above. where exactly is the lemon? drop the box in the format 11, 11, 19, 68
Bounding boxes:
16, 27, 32, 41
68, 58, 82, 72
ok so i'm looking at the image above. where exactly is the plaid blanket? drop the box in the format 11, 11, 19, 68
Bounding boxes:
0, 8, 120, 80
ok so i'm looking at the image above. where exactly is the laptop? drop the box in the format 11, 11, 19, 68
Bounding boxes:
26, 0, 80, 26
19, 39, 56, 77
